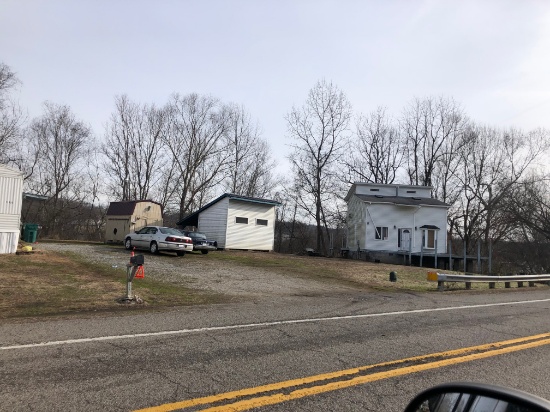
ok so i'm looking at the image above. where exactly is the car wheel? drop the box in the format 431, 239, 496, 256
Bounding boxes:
150, 241, 159, 254
201, 250, 209, 255
124, 238, 132, 250
176, 251, 185, 257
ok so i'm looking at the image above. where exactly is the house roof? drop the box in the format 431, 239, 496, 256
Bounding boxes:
177, 193, 281, 227
354, 194, 450, 207
106, 200, 163, 216
420, 224, 441, 230
23, 192, 49, 201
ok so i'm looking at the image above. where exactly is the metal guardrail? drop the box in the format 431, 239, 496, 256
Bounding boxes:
427, 271, 550, 291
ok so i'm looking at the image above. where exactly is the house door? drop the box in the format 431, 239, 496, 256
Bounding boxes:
400, 229, 412, 251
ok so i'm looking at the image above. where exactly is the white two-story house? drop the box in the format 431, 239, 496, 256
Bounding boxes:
345, 183, 450, 262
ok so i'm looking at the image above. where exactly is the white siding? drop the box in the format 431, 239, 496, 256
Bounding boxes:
0, 175, 23, 217
355, 184, 397, 196
346, 196, 366, 250
0, 165, 23, 253
198, 198, 229, 248
354, 183, 432, 198
413, 206, 448, 253
226, 200, 276, 250
361, 200, 447, 253
396, 186, 431, 198
0, 231, 19, 254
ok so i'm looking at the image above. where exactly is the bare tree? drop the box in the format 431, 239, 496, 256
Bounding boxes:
224, 104, 277, 198
345, 107, 403, 184
506, 175, 550, 240
164, 93, 231, 220
453, 125, 549, 252
102, 95, 170, 203
401, 96, 465, 188
0, 62, 25, 164
25, 102, 93, 237
286, 79, 352, 254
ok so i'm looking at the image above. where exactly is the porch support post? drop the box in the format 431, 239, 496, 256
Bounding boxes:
434, 239, 438, 269
448, 240, 453, 271
463, 241, 467, 274
477, 242, 481, 274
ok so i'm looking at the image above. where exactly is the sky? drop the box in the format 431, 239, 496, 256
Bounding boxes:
2, 0, 550, 173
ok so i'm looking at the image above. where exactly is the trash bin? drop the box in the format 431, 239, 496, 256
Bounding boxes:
23, 223, 38, 243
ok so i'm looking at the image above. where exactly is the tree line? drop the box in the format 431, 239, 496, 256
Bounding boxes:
2, 62, 550, 274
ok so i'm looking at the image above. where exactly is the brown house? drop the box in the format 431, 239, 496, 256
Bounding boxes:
104, 200, 163, 243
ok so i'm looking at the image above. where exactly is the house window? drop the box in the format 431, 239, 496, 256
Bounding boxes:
375, 226, 388, 240
423, 229, 436, 249
256, 219, 268, 226
235, 217, 248, 224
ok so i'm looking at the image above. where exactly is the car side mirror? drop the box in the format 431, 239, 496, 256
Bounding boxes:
404, 382, 550, 412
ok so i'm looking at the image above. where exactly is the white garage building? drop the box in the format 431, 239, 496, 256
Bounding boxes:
177, 193, 281, 251
0, 164, 24, 254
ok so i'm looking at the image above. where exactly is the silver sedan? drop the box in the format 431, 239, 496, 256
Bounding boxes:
124, 226, 194, 256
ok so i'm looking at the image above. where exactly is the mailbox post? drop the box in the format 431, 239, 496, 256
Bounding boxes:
126, 254, 144, 301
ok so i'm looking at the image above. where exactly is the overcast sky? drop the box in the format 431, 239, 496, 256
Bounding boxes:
2, 0, 550, 171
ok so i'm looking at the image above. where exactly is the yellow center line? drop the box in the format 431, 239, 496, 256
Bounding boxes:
134, 332, 550, 412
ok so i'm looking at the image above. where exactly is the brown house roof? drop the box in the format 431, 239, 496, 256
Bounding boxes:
106, 200, 163, 216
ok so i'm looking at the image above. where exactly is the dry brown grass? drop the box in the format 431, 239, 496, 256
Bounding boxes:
1, 246, 541, 320
0, 249, 225, 320
207, 251, 437, 291
207, 250, 543, 293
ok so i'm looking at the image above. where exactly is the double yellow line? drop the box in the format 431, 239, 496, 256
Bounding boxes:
135, 332, 550, 412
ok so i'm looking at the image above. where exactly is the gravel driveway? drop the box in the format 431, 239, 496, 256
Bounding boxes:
39, 243, 357, 300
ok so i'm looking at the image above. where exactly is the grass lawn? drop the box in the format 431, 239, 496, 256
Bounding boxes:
1, 245, 542, 320
0, 249, 226, 320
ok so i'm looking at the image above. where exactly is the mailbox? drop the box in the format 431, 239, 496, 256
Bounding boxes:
130, 254, 144, 266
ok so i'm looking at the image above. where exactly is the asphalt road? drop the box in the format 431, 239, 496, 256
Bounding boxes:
1, 289, 550, 411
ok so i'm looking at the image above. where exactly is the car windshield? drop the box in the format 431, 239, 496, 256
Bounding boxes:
193, 233, 207, 240
159, 227, 183, 235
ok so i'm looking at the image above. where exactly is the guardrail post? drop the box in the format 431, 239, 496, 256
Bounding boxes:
438, 281, 444, 292
465, 281, 471, 290
518, 272, 525, 288
489, 281, 495, 289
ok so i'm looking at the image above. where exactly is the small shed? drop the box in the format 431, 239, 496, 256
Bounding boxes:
104, 200, 163, 243
0, 164, 24, 254
177, 193, 281, 251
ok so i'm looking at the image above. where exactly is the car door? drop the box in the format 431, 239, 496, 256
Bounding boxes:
141, 227, 157, 248
133, 226, 150, 248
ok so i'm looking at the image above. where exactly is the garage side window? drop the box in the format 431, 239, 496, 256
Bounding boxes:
256, 219, 268, 226
235, 217, 248, 224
